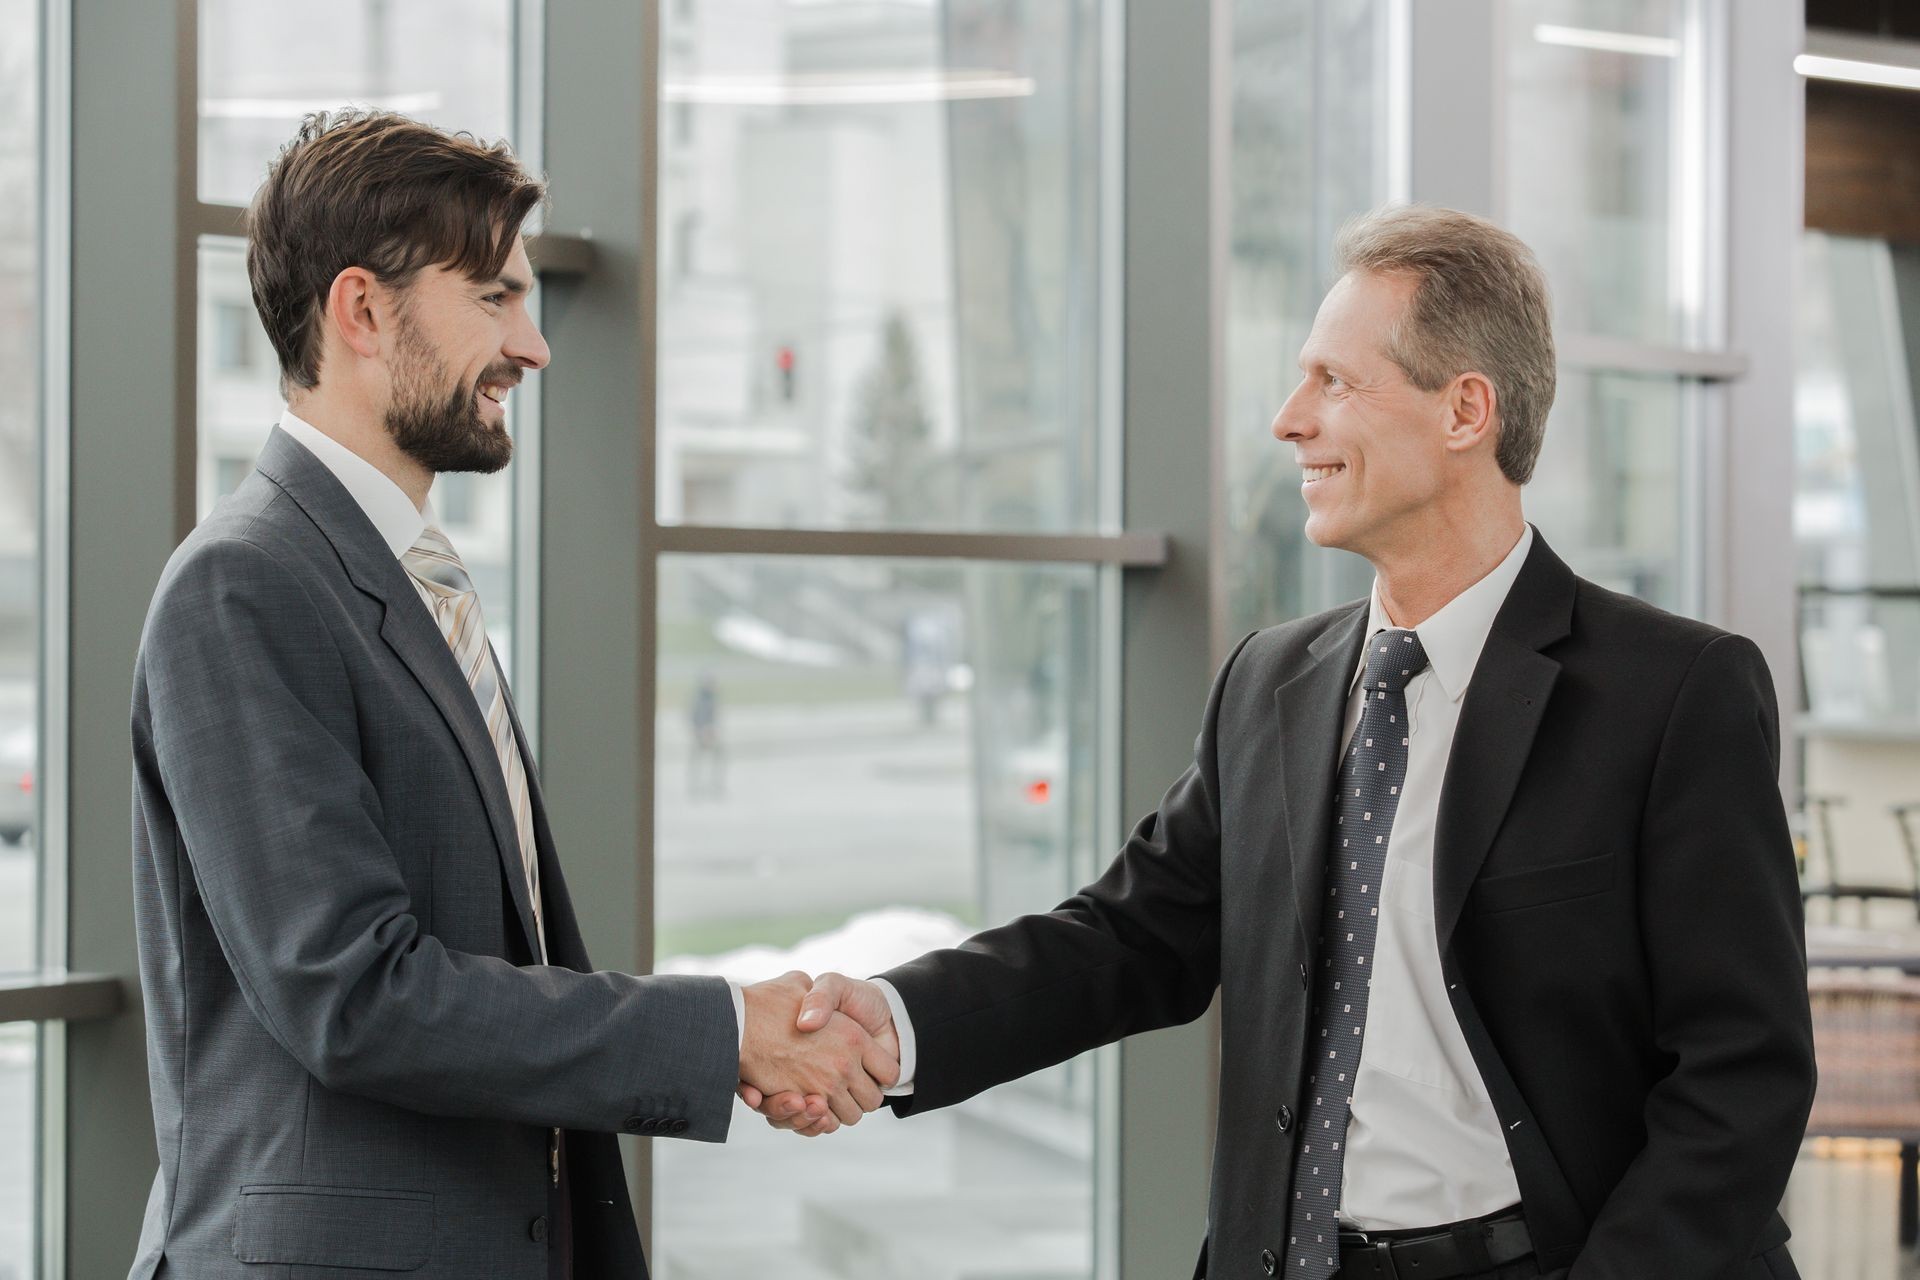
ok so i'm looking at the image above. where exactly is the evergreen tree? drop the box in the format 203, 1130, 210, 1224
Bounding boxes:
844, 312, 951, 527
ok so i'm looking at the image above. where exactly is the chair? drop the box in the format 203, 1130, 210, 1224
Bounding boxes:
1806, 971, 1920, 1246
1799, 795, 1920, 924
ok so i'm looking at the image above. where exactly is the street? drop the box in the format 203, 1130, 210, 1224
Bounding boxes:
654, 698, 983, 940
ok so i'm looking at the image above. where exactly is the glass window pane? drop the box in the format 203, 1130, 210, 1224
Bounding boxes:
1523, 369, 1689, 609
1794, 232, 1920, 594
0, 1024, 34, 1278
198, 1, 516, 206
1506, 0, 1702, 344
195, 237, 530, 678
1795, 231, 1920, 730
1224, 0, 1396, 636
0, 0, 41, 977
652, 554, 1107, 1278
656, 1, 1111, 534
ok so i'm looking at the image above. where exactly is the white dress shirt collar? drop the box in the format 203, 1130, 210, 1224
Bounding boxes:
275, 409, 434, 560
1352, 524, 1536, 704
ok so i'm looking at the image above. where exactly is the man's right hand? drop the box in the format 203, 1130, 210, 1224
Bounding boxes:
738, 972, 898, 1137
737, 971, 899, 1128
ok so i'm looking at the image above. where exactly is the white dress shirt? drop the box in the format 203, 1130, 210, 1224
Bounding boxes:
277, 411, 432, 558
1334, 525, 1531, 1230
877, 526, 1535, 1230
272, 413, 749, 1052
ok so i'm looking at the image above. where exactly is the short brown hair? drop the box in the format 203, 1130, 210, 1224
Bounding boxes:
1333, 205, 1556, 485
246, 110, 546, 393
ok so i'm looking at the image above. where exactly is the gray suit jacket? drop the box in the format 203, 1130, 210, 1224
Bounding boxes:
129, 428, 737, 1278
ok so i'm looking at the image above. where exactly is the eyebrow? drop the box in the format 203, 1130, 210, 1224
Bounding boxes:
486, 273, 531, 297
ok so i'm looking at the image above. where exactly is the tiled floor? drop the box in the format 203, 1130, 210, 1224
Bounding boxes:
1788, 1140, 1920, 1279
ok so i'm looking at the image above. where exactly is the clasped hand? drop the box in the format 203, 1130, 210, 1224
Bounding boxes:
737, 971, 897, 1133
737, 972, 893, 1137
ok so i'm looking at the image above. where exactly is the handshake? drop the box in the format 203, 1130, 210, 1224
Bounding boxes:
735, 971, 899, 1137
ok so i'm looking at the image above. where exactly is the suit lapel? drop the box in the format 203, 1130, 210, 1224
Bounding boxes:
1431, 533, 1576, 953
376, 605, 542, 956
254, 428, 543, 957
1274, 604, 1369, 958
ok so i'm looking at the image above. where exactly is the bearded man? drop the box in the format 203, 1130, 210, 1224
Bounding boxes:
127, 111, 897, 1280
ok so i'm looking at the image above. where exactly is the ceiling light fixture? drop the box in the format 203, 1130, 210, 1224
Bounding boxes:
1532, 23, 1679, 58
200, 92, 444, 120
1797, 29, 1920, 92
662, 70, 1035, 107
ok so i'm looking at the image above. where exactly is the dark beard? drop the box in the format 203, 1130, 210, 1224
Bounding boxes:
384, 323, 516, 475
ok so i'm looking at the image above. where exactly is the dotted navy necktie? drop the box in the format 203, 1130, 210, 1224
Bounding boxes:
1285, 628, 1429, 1276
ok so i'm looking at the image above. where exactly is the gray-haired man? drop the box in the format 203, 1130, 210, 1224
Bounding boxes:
751, 205, 1815, 1280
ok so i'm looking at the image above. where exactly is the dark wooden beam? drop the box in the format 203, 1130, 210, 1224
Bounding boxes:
1806, 80, 1920, 244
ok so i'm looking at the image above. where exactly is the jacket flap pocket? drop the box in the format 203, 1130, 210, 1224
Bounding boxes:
1470, 851, 1614, 916
234, 1184, 432, 1271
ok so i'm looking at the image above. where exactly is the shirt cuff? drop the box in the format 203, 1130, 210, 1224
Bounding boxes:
726, 978, 746, 1064
870, 977, 917, 1095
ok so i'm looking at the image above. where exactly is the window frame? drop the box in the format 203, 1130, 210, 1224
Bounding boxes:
627, 3, 1149, 1273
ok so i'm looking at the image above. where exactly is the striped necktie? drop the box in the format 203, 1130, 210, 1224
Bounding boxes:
402, 524, 546, 961
1285, 628, 1428, 1276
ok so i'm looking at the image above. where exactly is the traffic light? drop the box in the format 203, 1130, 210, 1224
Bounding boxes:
777, 344, 796, 403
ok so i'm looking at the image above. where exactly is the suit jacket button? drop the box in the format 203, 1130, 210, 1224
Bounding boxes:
529, 1216, 549, 1243
1275, 1105, 1293, 1133
641, 1118, 664, 1134
1261, 1247, 1277, 1275
621, 1116, 646, 1133
669, 1119, 691, 1135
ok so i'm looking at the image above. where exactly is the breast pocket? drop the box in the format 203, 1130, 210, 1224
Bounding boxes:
1469, 851, 1615, 916
232, 1184, 433, 1272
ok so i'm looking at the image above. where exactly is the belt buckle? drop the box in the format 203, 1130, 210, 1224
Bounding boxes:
1336, 1231, 1399, 1280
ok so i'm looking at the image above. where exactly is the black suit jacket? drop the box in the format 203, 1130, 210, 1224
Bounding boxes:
882, 532, 1815, 1279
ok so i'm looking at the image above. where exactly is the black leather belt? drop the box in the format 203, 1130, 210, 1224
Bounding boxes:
1336, 1208, 1532, 1279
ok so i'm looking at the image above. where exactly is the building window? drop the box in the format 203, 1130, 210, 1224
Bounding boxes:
655, 1, 1109, 535
213, 301, 253, 371
1507, 0, 1719, 615
652, 3, 1119, 1272
0, 0, 49, 1271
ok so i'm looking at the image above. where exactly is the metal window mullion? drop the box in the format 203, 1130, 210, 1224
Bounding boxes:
537, 0, 658, 1244
1117, 0, 1223, 1273
38, 2, 74, 1276
626, 0, 664, 1244
38, 0, 72, 983
1408, 0, 1500, 219
509, 0, 547, 751
175, 0, 198, 544
0, 976, 124, 1026
1090, 4, 1129, 1272
36, 1019, 64, 1280
61, 0, 200, 1267
1556, 332, 1748, 381
652, 524, 1167, 567
1681, 377, 1721, 625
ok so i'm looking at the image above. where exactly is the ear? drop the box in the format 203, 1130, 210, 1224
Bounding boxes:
323, 266, 388, 363
1441, 371, 1498, 457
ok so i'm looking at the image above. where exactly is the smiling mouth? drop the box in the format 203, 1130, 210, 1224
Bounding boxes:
478, 383, 511, 405
1301, 464, 1346, 484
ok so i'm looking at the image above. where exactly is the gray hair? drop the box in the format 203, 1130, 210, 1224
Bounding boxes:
1332, 204, 1556, 486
